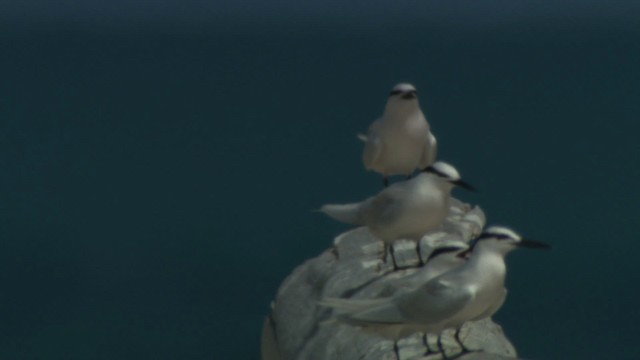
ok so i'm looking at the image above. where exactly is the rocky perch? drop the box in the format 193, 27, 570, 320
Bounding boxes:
262, 199, 519, 360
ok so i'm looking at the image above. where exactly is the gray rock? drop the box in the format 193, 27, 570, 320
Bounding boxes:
391, 239, 422, 269
262, 199, 518, 360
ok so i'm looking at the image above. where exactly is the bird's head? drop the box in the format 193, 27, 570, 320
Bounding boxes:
389, 83, 418, 100
470, 226, 551, 255
422, 161, 476, 192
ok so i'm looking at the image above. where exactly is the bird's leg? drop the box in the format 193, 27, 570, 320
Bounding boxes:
393, 340, 400, 360
389, 244, 399, 270
383, 177, 390, 187
454, 326, 472, 354
416, 239, 425, 266
422, 332, 435, 355
437, 333, 449, 360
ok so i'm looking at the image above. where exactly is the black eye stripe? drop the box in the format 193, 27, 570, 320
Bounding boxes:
477, 233, 512, 241
426, 246, 466, 262
389, 89, 417, 96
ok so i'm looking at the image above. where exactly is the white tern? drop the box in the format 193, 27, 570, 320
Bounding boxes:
320, 226, 550, 353
360, 83, 437, 187
320, 161, 475, 258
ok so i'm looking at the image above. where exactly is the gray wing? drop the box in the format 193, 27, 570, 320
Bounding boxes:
395, 277, 474, 325
362, 120, 383, 170
358, 184, 408, 226
418, 131, 437, 169
320, 297, 406, 325
391, 254, 466, 292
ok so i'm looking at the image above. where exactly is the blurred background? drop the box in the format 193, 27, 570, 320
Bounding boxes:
1, 1, 639, 359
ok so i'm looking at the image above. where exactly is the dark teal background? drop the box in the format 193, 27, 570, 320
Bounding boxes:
1, 2, 639, 359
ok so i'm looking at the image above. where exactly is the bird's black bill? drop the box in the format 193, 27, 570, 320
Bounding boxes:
517, 238, 552, 250
451, 179, 477, 192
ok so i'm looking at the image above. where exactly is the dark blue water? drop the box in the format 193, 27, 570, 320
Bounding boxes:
1, 16, 639, 359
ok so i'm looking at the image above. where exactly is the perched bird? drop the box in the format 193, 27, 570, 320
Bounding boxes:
394, 243, 470, 291
319, 245, 469, 340
375, 242, 470, 298
359, 83, 437, 187
319, 226, 551, 352
320, 161, 475, 258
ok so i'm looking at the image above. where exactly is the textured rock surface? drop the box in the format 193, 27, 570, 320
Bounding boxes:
262, 199, 518, 360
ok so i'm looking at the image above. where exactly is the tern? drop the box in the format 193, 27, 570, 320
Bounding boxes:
360, 83, 437, 187
320, 226, 550, 356
320, 161, 475, 260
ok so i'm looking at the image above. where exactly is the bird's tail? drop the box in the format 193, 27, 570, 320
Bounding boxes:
320, 203, 362, 225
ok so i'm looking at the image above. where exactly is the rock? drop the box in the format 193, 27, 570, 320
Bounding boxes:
262, 199, 518, 360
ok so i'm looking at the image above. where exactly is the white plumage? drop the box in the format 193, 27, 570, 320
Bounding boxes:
360, 83, 437, 184
319, 227, 550, 340
320, 161, 474, 245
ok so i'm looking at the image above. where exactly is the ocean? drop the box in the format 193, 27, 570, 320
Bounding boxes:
1, 16, 639, 359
